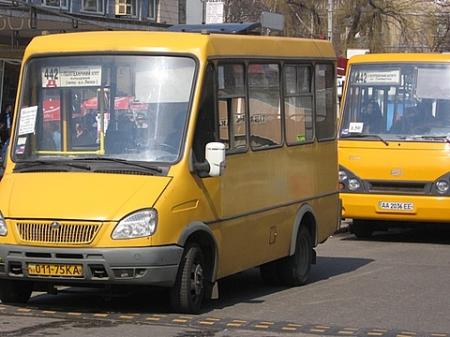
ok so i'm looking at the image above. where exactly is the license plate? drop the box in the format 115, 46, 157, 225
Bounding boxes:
27, 263, 83, 277
378, 201, 415, 212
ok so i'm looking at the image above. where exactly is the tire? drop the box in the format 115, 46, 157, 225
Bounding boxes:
260, 261, 282, 286
278, 226, 313, 286
351, 220, 373, 239
170, 244, 206, 314
0, 279, 33, 304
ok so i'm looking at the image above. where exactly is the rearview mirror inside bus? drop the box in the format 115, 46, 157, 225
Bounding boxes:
205, 142, 226, 177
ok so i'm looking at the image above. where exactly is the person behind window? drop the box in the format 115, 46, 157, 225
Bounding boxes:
361, 100, 383, 133
135, 112, 150, 149
0, 104, 12, 147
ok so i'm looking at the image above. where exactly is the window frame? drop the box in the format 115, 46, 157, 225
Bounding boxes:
215, 61, 249, 155
314, 62, 337, 142
247, 61, 283, 152
41, 0, 69, 9
148, 0, 157, 20
81, 0, 105, 14
283, 62, 315, 147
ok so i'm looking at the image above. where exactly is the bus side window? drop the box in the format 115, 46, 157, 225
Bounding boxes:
315, 63, 336, 140
217, 63, 247, 151
193, 64, 216, 163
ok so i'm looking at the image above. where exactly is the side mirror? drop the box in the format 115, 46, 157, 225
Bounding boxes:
205, 142, 225, 177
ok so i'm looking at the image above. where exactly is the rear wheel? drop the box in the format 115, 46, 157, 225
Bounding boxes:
351, 220, 374, 239
170, 244, 206, 314
278, 226, 313, 286
0, 279, 33, 304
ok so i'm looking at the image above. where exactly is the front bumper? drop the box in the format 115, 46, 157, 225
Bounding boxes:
0, 244, 183, 287
341, 193, 450, 222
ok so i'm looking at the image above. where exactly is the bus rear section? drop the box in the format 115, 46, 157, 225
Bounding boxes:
339, 54, 450, 238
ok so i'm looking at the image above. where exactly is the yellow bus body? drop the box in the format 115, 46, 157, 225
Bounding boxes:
339, 53, 450, 231
0, 31, 338, 312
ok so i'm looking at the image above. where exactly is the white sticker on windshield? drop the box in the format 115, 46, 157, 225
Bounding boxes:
349, 122, 364, 133
18, 106, 38, 136
42, 66, 101, 88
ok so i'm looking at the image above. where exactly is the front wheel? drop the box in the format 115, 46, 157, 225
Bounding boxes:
278, 226, 313, 286
0, 279, 33, 304
170, 244, 206, 314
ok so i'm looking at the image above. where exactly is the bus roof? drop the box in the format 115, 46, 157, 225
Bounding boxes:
24, 31, 335, 61
348, 53, 450, 65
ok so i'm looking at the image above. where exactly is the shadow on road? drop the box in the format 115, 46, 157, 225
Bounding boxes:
342, 226, 450, 245
16, 255, 372, 315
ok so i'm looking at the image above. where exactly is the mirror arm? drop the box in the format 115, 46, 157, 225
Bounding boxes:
193, 161, 210, 177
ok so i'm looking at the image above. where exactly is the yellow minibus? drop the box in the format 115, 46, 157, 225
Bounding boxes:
339, 53, 450, 238
0, 28, 338, 313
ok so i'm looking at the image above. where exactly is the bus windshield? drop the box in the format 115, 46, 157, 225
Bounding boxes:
13, 55, 196, 164
340, 63, 450, 142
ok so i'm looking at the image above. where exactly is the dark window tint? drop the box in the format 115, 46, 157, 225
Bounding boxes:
315, 63, 336, 140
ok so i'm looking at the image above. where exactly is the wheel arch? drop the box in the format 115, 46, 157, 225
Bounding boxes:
177, 221, 219, 283
289, 203, 317, 256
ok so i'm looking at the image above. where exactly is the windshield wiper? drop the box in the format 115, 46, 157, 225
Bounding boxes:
340, 133, 389, 146
14, 160, 92, 172
410, 135, 450, 144
73, 157, 163, 174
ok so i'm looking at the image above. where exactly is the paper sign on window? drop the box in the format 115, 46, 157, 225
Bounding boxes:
18, 106, 38, 136
349, 122, 364, 133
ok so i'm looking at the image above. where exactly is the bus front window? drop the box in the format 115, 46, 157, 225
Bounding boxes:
340, 63, 450, 141
14, 55, 196, 164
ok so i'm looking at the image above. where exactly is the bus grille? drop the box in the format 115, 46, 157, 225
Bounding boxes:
367, 181, 428, 195
16, 222, 101, 244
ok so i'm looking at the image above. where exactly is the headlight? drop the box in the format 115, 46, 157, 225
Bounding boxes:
0, 212, 7, 236
436, 180, 449, 194
112, 209, 157, 240
348, 178, 361, 191
338, 170, 348, 182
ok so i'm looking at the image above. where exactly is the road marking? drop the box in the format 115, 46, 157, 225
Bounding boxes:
316, 325, 331, 329
282, 327, 298, 331
204, 317, 220, 321
172, 319, 188, 323
368, 333, 384, 336
146, 317, 161, 321
199, 321, 215, 325
255, 324, 270, 329
93, 313, 109, 318
400, 332, 416, 336
17, 308, 32, 313
119, 315, 134, 320
310, 328, 326, 333
431, 334, 447, 337
226, 323, 243, 327
42, 310, 57, 314
67, 312, 82, 316
259, 321, 274, 325
338, 331, 355, 335
287, 323, 303, 327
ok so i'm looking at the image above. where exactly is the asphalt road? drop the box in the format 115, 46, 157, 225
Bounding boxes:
1, 227, 450, 337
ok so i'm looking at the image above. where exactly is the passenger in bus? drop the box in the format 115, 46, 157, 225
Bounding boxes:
361, 101, 383, 133
135, 112, 151, 149
73, 121, 95, 147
